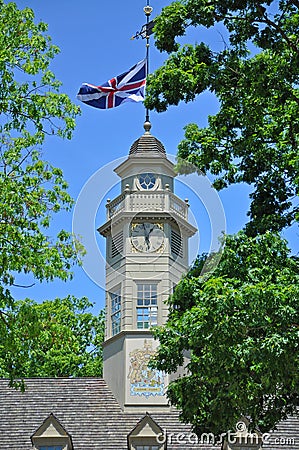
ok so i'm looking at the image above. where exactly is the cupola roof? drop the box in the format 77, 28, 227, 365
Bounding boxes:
129, 121, 166, 157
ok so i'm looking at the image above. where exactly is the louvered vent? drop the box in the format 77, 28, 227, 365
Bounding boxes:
171, 229, 183, 258
111, 231, 123, 258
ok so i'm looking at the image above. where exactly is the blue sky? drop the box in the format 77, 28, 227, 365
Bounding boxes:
11, 0, 298, 312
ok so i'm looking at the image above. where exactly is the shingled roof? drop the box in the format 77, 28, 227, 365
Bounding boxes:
0, 378, 298, 450
129, 121, 166, 157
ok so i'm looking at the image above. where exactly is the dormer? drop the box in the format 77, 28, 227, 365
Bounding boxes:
31, 413, 73, 450
127, 413, 166, 450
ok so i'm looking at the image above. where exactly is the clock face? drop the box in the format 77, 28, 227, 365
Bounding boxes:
130, 222, 164, 253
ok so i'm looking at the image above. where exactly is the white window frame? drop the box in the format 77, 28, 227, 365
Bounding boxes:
136, 283, 158, 329
111, 288, 121, 335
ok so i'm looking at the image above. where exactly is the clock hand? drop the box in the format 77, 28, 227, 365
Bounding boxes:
145, 234, 151, 249
148, 226, 155, 235
144, 238, 150, 251
142, 223, 149, 237
143, 223, 151, 250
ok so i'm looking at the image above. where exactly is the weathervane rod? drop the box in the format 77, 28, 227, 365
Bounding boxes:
143, 0, 153, 124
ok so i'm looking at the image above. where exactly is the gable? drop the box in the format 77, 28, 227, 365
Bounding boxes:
31, 413, 73, 450
32, 413, 70, 438
128, 414, 164, 438
128, 414, 165, 450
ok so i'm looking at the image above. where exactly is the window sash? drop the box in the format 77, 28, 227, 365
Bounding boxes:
136, 283, 158, 329
137, 284, 157, 306
135, 446, 160, 450
111, 289, 121, 335
39, 447, 63, 450
137, 306, 157, 329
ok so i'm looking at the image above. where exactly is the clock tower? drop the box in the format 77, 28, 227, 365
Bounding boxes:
98, 121, 197, 412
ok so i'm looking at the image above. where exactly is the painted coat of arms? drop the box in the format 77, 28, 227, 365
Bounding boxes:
128, 340, 165, 397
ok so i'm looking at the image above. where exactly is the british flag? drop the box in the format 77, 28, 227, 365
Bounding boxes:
77, 59, 146, 109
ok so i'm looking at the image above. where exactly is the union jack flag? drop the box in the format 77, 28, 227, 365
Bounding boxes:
77, 59, 146, 109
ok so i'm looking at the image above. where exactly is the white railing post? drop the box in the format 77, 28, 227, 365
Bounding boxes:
164, 184, 170, 212
106, 199, 111, 219
124, 184, 131, 211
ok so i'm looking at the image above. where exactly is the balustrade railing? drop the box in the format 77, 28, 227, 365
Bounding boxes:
106, 191, 188, 220
107, 193, 125, 218
169, 194, 187, 218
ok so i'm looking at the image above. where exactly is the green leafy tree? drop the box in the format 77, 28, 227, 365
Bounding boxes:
146, 3, 299, 433
0, 1, 78, 138
0, 1, 82, 385
145, 0, 299, 235
0, 296, 104, 383
153, 232, 299, 435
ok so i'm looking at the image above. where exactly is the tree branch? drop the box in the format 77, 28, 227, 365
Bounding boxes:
0, 310, 9, 326
256, 5, 299, 53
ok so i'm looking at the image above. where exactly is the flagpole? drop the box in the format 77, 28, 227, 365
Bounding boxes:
143, 1, 153, 126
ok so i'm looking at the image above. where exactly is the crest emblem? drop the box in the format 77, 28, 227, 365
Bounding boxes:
128, 340, 165, 397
